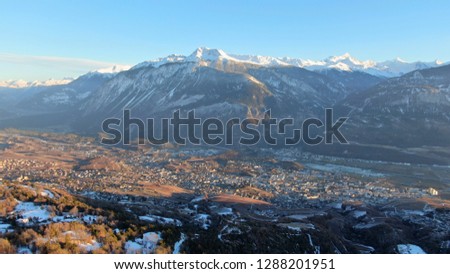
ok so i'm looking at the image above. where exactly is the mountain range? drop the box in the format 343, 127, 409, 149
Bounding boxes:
1, 47, 450, 164
1, 48, 443, 90
131, 48, 445, 78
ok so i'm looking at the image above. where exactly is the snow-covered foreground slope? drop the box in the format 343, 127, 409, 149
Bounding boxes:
397, 244, 427, 254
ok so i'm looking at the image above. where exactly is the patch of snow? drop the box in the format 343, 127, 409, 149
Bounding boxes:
307, 233, 321, 254
79, 240, 101, 252
440, 240, 450, 250
40, 190, 54, 198
218, 225, 242, 242
125, 241, 143, 254
76, 91, 91, 100
353, 222, 382, 230
52, 215, 79, 223
353, 243, 375, 254
14, 202, 51, 224
173, 233, 186, 254
215, 207, 233, 216
43, 93, 70, 104
352, 210, 367, 219
167, 94, 205, 107
139, 215, 182, 226
0, 223, 14, 234
402, 210, 425, 216
17, 247, 32, 254
125, 232, 161, 254
191, 195, 206, 203
287, 226, 302, 232
194, 214, 211, 230
397, 244, 426, 254
288, 214, 310, 220
82, 215, 101, 224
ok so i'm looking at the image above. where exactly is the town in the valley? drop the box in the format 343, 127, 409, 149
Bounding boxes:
0, 130, 449, 254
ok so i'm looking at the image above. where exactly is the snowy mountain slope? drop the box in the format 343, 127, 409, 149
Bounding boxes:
76, 48, 353, 133
337, 64, 450, 147
342, 64, 450, 117
0, 64, 131, 116
316, 69, 383, 95
132, 54, 187, 70
14, 72, 117, 113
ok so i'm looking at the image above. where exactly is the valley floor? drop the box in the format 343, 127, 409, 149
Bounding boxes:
0, 129, 449, 254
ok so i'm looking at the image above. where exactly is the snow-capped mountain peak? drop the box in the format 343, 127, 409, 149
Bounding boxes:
115, 48, 447, 77
94, 64, 132, 74
0, 78, 74, 89
132, 54, 186, 70
1, 48, 446, 89
81, 65, 132, 80
187, 47, 230, 62
327, 52, 352, 62
0, 64, 131, 89
231, 54, 291, 66
0, 80, 31, 89
324, 53, 376, 70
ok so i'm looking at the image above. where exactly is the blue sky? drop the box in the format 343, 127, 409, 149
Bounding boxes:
1, 0, 449, 81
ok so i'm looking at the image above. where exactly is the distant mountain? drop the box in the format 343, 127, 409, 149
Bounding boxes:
0, 68, 128, 130
16, 73, 115, 112
316, 69, 383, 95
320, 64, 450, 164
94, 64, 132, 74
1, 48, 444, 88
0, 65, 130, 89
77, 48, 351, 133
375, 58, 444, 78
132, 48, 445, 78
342, 64, 450, 119
232, 52, 444, 78
1, 65, 130, 114
0, 78, 74, 89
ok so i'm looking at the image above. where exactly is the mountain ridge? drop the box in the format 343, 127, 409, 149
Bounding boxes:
131, 47, 446, 78
2, 48, 446, 88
